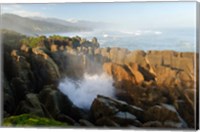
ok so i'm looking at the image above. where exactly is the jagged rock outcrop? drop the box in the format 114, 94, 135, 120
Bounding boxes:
103, 62, 136, 85
127, 63, 144, 84
5, 51, 36, 103
30, 49, 61, 90
99, 49, 196, 128
98, 49, 195, 89
2, 32, 196, 128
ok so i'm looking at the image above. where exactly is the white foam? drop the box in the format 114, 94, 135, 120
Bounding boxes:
58, 73, 115, 109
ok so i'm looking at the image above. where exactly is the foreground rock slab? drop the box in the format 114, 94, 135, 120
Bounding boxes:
90, 95, 144, 127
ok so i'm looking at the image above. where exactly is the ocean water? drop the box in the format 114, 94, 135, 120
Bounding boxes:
46, 28, 196, 52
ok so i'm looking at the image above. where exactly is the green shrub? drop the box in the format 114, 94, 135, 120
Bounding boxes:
3, 114, 68, 127
49, 35, 66, 41
20, 36, 47, 48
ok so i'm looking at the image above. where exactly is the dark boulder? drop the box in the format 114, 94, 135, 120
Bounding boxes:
175, 92, 195, 128
144, 103, 188, 128
3, 76, 16, 115
50, 51, 68, 77
110, 111, 142, 127
10, 77, 31, 102
79, 119, 95, 127
15, 93, 46, 117
38, 86, 88, 122
56, 114, 77, 125
95, 117, 120, 127
6, 51, 36, 95
30, 52, 60, 91
142, 121, 162, 128
90, 95, 144, 126
38, 87, 73, 118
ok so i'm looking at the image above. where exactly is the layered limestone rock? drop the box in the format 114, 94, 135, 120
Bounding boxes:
99, 48, 195, 89
3, 34, 196, 128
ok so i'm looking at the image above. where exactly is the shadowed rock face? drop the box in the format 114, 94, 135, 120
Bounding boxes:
3, 31, 197, 128
90, 95, 188, 128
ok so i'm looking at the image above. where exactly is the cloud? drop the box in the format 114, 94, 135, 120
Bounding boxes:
134, 31, 142, 36
154, 31, 162, 35
4, 10, 44, 17
103, 34, 109, 38
2, 4, 22, 12
66, 18, 79, 23
2, 4, 45, 17
11, 10, 45, 17
2, 4, 21, 10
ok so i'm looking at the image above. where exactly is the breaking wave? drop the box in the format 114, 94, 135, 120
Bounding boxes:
58, 73, 115, 109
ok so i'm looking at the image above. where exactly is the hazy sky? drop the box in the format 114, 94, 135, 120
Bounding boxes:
1, 2, 196, 30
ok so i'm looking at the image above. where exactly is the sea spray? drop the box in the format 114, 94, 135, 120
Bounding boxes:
58, 73, 115, 109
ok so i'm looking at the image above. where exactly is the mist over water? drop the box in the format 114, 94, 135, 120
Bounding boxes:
49, 28, 196, 52
58, 73, 115, 109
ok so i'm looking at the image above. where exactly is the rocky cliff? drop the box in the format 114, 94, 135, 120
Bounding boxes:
2, 30, 198, 128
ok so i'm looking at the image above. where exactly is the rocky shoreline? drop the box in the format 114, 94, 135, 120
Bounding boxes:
3, 30, 198, 128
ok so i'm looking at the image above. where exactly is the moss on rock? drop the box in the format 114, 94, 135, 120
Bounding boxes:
3, 114, 68, 127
